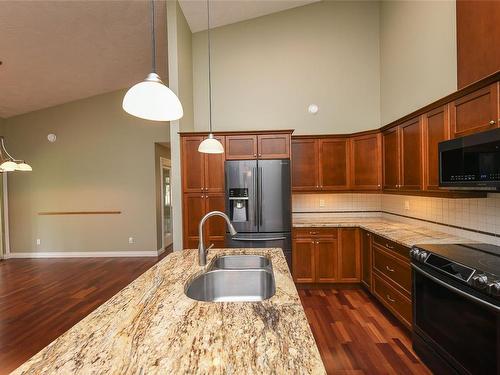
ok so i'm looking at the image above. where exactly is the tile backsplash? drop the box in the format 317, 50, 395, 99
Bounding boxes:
292, 193, 500, 239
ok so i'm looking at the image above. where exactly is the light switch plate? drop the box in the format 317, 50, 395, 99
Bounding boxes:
319, 199, 325, 207
404, 200, 410, 210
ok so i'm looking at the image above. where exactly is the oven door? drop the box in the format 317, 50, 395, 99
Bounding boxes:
412, 264, 499, 375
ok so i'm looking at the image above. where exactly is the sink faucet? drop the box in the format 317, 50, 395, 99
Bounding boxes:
198, 211, 237, 266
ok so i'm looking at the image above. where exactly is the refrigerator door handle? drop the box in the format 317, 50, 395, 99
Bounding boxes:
253, 167, 258, 226
232, 236, 287, 241
259, 166, 263, 226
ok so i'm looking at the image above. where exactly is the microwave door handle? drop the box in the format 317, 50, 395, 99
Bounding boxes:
412, 264, 500, 313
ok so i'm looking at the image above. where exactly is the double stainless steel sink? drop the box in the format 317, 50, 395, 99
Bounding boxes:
185, 255, 276, 302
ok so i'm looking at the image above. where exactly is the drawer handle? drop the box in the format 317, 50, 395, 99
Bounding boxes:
309, 231, 318, 235
385, 265, 395, 273
386, 294, 396, 303
385, 243, 394, 250
489, 120, 496, 125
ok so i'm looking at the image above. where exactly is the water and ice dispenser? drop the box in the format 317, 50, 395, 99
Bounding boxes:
228, 188, 249, 223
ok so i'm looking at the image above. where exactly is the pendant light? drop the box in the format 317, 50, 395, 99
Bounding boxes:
198, 0, 224, 154
0, 136, 32, 172
122, 0, 183, 121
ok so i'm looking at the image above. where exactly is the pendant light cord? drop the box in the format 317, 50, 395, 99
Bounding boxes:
207, 0, 213, 133
150, 0, 156, 73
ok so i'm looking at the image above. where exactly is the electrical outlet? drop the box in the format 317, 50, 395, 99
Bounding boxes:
404, 200, 410, 210
319, 199, 326, 207
36, 238, 41, 246
128, 237, 135, 244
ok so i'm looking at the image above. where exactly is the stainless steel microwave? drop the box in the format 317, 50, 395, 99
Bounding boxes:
439, 128, 500, 191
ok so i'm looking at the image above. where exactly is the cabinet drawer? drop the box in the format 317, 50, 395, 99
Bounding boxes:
373, 273, 412, 329
373, 246, 411, 295
293, 227, 338, 239
372, 235, 410, 260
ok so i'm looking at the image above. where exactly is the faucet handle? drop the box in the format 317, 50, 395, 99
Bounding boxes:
206, 243, 215, 251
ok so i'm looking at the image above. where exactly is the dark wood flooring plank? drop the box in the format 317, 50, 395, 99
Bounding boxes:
299, 288, 432, 375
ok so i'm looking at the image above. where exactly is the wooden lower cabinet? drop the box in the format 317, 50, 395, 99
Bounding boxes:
372, 273, 412, 329
360, 229, 372, 290
292, 228, 359, 284
338, 228, 360, 281
182, 193, 225, 249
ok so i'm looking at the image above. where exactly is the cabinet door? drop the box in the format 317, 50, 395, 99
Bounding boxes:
451, 83, 499, 138
338, 228, 360, 282
204, 135, 226, 193
315, 238, 338, 283
182, 193, 205, 249
350, 133, 382, 190
400, 117, 423, 190
424, 106, 450, 191
257, 134, 290, 159
360, 230, 372, 289
292, 238, 315, 283
382, 128, 400, 190
291, 139, 319, 191
457, 1, 500, 88
181, 136, 205, 193
204, 194, 226, 248
225, 135, 257, 160
319, 138, 350, 190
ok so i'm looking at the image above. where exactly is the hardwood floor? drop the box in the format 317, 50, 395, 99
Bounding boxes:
299, 288, 431, 375
0, 256, 163, 374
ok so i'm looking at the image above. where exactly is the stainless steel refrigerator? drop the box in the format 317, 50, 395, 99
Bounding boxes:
224, 159, 292, 267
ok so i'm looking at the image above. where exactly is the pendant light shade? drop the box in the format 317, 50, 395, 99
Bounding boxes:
122, 1, 183, 122
16, 162, 33, 171
123, 73, 183, 121
199, 0, 224, 154
0, 136, 32, 172
0, 160, 17, 172
198, 134, 224, 154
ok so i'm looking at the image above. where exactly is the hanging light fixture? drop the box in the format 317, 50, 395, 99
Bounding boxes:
0, 136, 32, 172
122, 0, 183, 121
198, 0, 224, 154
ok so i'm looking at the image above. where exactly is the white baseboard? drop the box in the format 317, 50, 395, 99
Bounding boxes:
5, 250, 160, 259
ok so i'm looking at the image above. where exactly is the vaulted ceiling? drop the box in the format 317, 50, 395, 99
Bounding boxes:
0, 1, 167, 118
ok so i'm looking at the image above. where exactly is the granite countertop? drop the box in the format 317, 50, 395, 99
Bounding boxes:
12, 248, 325, 375
293, 215, 470, 248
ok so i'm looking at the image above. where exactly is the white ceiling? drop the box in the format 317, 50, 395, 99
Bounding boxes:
0, 1, 167, 118
179, 0, 320, 33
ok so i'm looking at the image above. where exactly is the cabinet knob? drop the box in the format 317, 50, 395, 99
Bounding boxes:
258, 153, 262, 157
377, 184, 381, 187
201, 188, 204, 191
253, 154, 257, 157
489, 120, 496, 125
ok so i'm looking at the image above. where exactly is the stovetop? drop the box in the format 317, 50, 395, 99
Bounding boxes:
413, 243, 500, 277
411, 242, 500, 300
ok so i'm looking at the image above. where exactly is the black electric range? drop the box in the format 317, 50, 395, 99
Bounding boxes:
410, 242, 500, 375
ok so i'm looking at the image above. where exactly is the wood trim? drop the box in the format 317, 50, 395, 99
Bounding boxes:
380, 70, 500, 131
38, 211, 121, 215
179, 129, 294, 137
292, 128, 380, 139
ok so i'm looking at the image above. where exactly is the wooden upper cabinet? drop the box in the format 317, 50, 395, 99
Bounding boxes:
400, 117, 423, 190
319, 138, 350, 190
382, 127, 400, 190
226, 133, 291, 160
450, 83, 499, 138
257, 134, 290, 159
456, 0, 500, 88
204, 135, 225, 193
225, 135, 257, 160
291, 139, 319, 191
182, 136, 205, 192
423, 106, 450, 191
350, 133, 382, 190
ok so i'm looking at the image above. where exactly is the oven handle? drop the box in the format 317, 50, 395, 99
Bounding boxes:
412, 264, 500, 313
231, 236, 286, 241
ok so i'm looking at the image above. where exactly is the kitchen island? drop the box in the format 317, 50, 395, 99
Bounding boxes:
11, 248, 325, 375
